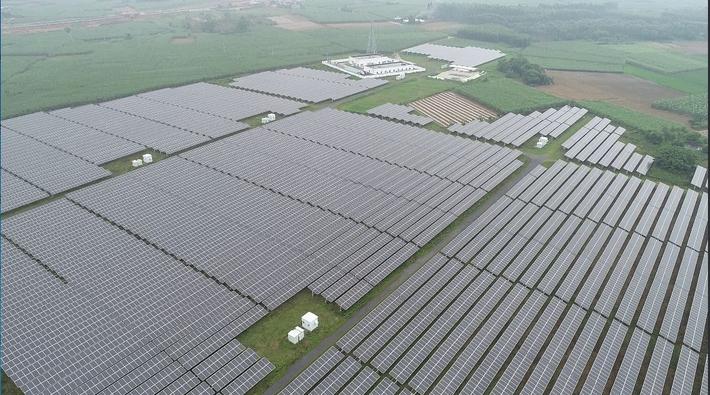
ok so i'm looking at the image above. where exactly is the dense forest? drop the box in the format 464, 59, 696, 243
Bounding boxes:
434, 3, 708, 42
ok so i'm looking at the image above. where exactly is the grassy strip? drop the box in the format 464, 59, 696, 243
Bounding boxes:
519, 113, 595, 165
2, 371, 23, 395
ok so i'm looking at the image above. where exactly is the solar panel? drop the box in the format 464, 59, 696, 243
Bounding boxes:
1, 128, 110, 194
1, 169, 49, 213
403, 43, 505, 68
230, 67, 387, 103
367, 103, 433, 125
2, 112, 144, 164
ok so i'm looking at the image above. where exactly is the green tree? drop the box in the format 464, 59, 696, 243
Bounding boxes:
656, 146, 697, 173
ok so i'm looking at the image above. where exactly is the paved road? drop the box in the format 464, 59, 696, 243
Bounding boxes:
265, 154, 542, 394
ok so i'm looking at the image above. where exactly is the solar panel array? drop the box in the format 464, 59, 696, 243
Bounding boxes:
229, 67, 388, 103
1, 128, 110, 195
52, 104, 212, 155
0, 170, 49, 213
366, 103, 433, 126
286, 159, 708, 394
403, 43, 505, 68
138, 82, 306, 121
99, 95, 249, 139
449, 105, 588, 147
1, 111, 144, 164
1, 199, 273, 394
63, 109, 521, 312
691, 165, 708, 190
409, 91, 497, 126
562, 116, 654, 175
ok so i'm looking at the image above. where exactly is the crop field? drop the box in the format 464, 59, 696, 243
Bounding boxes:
653, 93, 708, 118
612, 42, 708, 73
293, 0, 432, 23
579, 100, 688, 133
0, 16, 443, 118
520, 41, 627, 72
454, 68, 568, 114
624, 65, 709, 94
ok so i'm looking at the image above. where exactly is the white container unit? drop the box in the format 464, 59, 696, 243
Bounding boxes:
288, 326, 305, 344
302, 312, 319, 332
261, 117, 271, 124
131, 159, 143, 167
142, 153, 153, 163
267, 113, 276, 121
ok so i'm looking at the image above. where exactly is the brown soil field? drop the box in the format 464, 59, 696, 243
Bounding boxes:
269, 14, 323, 31
536, 70, 692, 126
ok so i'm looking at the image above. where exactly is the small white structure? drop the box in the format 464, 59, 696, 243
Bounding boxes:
322, 54, 425, 79
536, 136, 548, 149
131, 159, 143, 167
395, 73, 406, 80
287, 326, 305, 344
267, 113, 276, 121
261, 117, 271, 124
301, 312, 319, 332
142, 153, 153, 164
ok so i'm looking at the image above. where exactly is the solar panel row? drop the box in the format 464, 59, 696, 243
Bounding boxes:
0, 169, 49, 213
286, 158, 707, 394
366, 103, 433, 126
449, 105, 588, 146
563, 116, 654, 175
2, 111, 144, 164
139, 82, 306, 121
1, 200, 271, 394
230, 67, 387, 103
691, 165, 708, 190
0, 127, 110, 196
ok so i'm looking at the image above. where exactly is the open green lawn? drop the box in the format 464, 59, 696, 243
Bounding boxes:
0, 15, 444, 118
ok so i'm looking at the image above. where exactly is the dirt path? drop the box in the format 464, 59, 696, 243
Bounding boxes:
263, 155, 542, 395
536, 70, 692, 126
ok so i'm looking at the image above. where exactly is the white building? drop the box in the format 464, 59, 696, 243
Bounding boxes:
323, 54, 425, 79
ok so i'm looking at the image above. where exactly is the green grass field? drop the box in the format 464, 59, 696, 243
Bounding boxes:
0, 14, 444, 118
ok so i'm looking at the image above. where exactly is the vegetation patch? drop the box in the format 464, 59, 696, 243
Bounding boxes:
653, 93, 708, 128
497, 56, 552, 86
623, 65, 708, 94
455, 68, 567, 113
